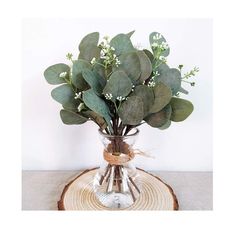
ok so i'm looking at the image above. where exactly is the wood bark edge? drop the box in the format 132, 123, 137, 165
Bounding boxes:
57, 168, 179, 211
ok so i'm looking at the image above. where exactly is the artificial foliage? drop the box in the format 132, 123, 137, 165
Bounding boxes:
44, 31, 198, 135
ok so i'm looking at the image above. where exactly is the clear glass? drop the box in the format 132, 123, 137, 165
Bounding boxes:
93, 128, 141, 209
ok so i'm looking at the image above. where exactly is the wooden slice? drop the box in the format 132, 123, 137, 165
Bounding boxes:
58, 168, 179, 210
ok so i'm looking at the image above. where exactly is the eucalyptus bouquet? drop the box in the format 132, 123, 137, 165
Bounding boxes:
44, 31, 198, 136
44, 31, 198, 208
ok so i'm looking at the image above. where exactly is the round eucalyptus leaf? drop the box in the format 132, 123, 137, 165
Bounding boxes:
170, 97, 194, 122
51, 84, 79, 110
110, 33, 135, 55
83, 89, 112, 131
115, 52, 141, 82
71, 59, 92, 90
82, 69, 104, 95
145, 104, 172, 128
78, 45, 101, 62
60, 109, 88, 125
44, 63, 70, 85
149, 82, 172, 113
157, 68, 181, 95
143, 49, 154, 63
79, 32, 99, 51
118, 96, 144, 125
131, 85, 154, 117
136, 50, 152, 82
158, 119, 171, 130
103, 70, 132, 101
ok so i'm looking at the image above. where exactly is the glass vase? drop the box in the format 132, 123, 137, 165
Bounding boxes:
93, 128, 141, 209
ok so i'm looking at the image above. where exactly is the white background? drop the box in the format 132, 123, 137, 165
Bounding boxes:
22, 18, 212, 171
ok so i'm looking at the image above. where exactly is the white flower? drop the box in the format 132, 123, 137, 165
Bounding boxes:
147, 78, 156, 88
151, 42, 158, 48
159, 56, 167, 63
78, 103, 85, 112
91, 57, 96, 65
105, 93, 113, 100
160, 41, 169, 50
59, 72, 67, 78
154, 71, 160, 76
74, 92, 82, 99
116, 96, 125, 101
111, 47, 115, 51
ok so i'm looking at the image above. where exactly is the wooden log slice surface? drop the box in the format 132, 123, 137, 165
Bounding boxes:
58, 168, 179, 210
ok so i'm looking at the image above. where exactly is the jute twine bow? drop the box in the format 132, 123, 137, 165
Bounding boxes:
103, 148, 155, 165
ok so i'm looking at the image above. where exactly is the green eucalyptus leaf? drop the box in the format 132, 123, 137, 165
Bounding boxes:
126, 30, 135, 38
79, 32, 99, 51
44, 63, 70, 85
92, 59, 106, 78
157, 68, 181, 95
143, 49, 154, 63
118, 96, 144, 125
136, 51, 152, 82
115, 52, 141, 82
170, 97, 194, 122
149, 32, 170, 57
158, 119, 171, 130
78, 45, 101, 62
83, 89, 112, 130
149, 82, 172, 113
103, 71, 132, 101
82, 110, 107, 130
60, 109, 88, 125
131, 85, 154, 117
156, 62, 170, 74
78, 32, 100, 63
145, 104, 172, 128
82, 69, 104, 95
110, 34, 135, 55
51, 84, 78, 110
71, 59, 91, 90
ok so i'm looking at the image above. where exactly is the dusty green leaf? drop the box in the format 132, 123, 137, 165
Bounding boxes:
82, 69, 104, 95
126, 30, 135, 38
145, 104, 172, 128
170, 97, 194, 122
115, 52, 141, 82
78, 45, 101, 62
149, 82, 172, 113
157, 68, 182, 95
83, 89, 112, 130
71, 59, 91, 90
51, 84, 79, 110
158, 119, 171, 130
118, 96, 144, 125
103, 71, 132, 101
110, 33, 135, 55
131, 85, 154, 117
92, 59, 106, 78
60, 109, 88, 125
136, 50, 152, 82
143, 49, 154, 63
44, 63, 70, 85
79, 32, 99, 51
